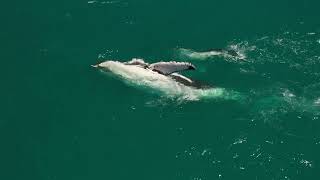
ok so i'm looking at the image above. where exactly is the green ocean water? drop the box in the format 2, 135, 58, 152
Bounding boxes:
2, 0, 320, 179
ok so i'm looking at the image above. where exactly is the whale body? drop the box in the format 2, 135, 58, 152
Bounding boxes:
94, 59, 209, 89
92, 59, 233, 100
177, 48, 246, 60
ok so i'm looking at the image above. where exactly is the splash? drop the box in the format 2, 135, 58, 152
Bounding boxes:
226, 31, 320, 124
242, 31, 320, 76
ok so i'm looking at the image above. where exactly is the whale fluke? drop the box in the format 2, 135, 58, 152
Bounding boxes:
149, 61, 196, 75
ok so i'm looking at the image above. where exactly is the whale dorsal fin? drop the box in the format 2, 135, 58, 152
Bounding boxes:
149, 61, 196, 75
124, 58, 149, 66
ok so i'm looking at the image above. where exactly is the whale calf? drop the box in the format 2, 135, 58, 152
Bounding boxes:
177, 48, 246, 60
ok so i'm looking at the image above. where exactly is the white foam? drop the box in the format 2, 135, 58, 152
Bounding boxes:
98, 61, 236, 101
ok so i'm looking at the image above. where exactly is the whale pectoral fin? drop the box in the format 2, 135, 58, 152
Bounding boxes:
150, 61, 196, 75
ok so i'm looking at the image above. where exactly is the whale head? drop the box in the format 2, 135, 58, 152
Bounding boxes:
91, 61, 117, 71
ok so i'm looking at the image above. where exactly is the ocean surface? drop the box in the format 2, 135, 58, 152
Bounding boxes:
2, 0, 320, 179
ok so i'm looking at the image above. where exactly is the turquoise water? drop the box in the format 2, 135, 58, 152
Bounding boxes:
2, 0, 320, 179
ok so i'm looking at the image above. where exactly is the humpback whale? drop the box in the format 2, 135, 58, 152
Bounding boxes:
91, 58, 243, 101
92, 59, 209, 89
